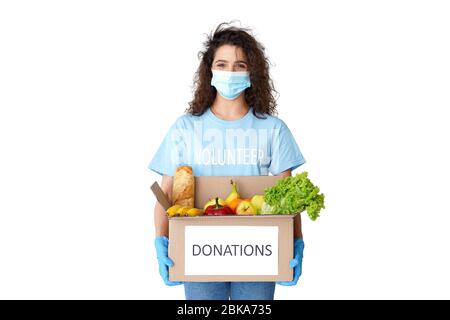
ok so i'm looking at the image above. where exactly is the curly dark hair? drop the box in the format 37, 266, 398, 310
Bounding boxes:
186, 22, 278, 118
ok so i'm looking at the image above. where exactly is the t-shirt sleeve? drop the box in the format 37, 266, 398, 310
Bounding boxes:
269, 120, 306, 175
147, 118, 186, 176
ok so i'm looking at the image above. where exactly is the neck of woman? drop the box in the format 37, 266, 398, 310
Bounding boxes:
210, 94, 249, 121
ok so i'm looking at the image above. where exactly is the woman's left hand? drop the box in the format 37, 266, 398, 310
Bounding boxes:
277, 238, 304, 286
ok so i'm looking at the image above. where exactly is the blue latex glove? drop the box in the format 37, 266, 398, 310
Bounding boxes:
277, 238, 304, 286
155, 236, 183, 286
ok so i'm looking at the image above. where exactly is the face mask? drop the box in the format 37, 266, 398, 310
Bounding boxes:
211, 70, 251, 100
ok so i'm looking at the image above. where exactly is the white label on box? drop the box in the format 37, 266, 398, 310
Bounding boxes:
185, 226, 279, 276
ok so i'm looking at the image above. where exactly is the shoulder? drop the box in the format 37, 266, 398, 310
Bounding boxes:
171, 113, 202, 128
253, 112, 288, 129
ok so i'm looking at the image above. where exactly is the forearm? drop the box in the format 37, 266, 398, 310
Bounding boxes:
155, 204, 169, 237
294, 213, 303, 239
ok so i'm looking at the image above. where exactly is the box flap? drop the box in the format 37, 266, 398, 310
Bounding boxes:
150, 181, 171, 211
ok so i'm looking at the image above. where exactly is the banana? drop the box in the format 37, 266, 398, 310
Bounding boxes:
167, 205, 203, 217
176, 206, 191, 216
186, 208, 204, 217
166, 204, 182, 217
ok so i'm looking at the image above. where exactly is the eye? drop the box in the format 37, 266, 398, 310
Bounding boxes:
217, 63, 225, 68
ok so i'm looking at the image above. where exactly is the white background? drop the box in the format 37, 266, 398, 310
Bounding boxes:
185, 226, 279, 276
0, 1, 449, 299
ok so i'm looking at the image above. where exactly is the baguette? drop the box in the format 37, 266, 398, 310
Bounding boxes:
172, 166, 194, 207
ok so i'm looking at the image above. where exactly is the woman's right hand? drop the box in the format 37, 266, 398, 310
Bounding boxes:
154, 236, 183, 286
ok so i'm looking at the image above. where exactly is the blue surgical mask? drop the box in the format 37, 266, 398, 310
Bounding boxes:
211, 70, 251, 100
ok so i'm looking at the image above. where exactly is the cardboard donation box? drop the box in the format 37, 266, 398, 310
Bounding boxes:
151, 175, 297, 282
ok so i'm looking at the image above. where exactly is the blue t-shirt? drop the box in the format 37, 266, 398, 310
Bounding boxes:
148, 107, 305, 176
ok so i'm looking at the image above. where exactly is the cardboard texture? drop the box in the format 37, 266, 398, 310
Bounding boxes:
150, 182, 171, 211
151, 175, 296, 282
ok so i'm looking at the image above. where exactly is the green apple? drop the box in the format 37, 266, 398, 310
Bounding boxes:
250, 195, 265, 214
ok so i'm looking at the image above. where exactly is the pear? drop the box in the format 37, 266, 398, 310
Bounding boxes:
225, 180, 240, 204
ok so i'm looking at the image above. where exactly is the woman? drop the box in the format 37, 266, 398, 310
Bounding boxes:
148, 23, 305, 300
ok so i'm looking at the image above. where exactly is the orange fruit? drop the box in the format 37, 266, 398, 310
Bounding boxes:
228, 198, 242, 213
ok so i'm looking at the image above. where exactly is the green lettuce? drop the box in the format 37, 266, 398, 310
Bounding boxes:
263, 172, 325, 221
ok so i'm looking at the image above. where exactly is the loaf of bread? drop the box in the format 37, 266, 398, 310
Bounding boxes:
172, 166, 195, 207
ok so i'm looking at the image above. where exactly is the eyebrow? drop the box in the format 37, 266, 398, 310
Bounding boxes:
215, 59, 248, 65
